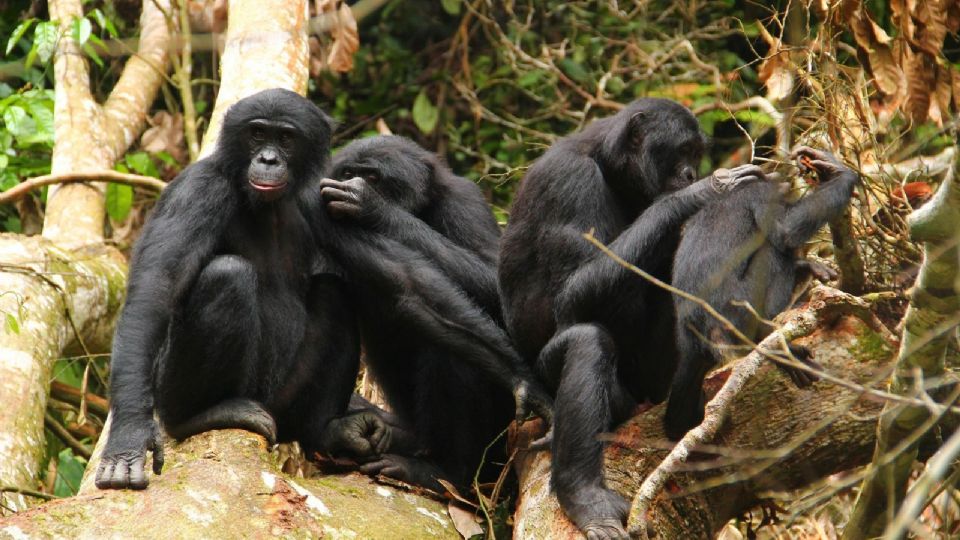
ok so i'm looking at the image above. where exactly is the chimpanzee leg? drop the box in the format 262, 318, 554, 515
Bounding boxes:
155, 255, 275, 442
663, 326, 717, 441
548, 323, 634, 540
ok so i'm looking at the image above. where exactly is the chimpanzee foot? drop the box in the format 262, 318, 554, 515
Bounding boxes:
775, 345, 823, 388
164, 398, 277, 444
560, 485, 629, 540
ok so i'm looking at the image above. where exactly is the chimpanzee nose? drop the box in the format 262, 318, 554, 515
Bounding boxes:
681, 166, 696, 183
258, 150, 279, 166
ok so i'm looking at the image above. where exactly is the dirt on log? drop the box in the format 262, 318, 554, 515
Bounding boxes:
511, 286, 899, 539
0, 430, 459, 539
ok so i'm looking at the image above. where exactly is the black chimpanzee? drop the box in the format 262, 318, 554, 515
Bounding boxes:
664, 147, 858, 440
498, 98, 762, 539
303, 135, 553, 490
95, 89, 359, 490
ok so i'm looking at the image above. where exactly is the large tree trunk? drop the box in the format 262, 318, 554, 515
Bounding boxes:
512, 286, 900, 538
0, 0, 169, 512
0, 430, 459, 538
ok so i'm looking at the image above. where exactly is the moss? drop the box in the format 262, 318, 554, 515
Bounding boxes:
850, 328, 894, 364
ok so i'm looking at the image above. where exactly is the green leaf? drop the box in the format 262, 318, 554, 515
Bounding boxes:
125, 152, 159, 177
92, 9, 119, 38
558, 58, 590, 84
34, 22, 59, 64
412, 90, 439, 135
53, 448, 86, 497
4, 313, 19, 334
83, 43, 103, 67
71, 17, 92, 46
441, 0, 461, 15
0, 154, 8, 169
106, 183, 133, 221
3, 106, 38, 140
6, 19, 35, 56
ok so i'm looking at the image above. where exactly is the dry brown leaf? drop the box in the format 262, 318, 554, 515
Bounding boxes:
909, 0, 948, 56
187, 0, 227, 33
447, 503, 483, 539
756, 24, 793, 102
903, 50, 936, 122
141, 111, 187, 164
326, 2, 359, 73
930, 63, 954, 125
867, 45, 905, 97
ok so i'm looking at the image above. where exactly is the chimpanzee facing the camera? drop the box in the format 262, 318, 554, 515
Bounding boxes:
305, 136, 553, 490
664, 146, 858, 440
498, 98, 763, 539
96, 89, 359, 490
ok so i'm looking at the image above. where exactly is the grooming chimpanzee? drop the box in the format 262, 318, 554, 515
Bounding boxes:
664, 146, 858, 440
96, 89, 359, 490
498, 98, 762, 539
303, 135, 553, 490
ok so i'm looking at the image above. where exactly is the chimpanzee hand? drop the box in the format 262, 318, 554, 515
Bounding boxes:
792, 146, 857, 184
774, 345, 824, 388
513, 378, 555, 450
95, 418, 164, 490
320, 411, 392, 460
359, 454, 445, 492
707, 164, 766, 193
319, 177, 389, 226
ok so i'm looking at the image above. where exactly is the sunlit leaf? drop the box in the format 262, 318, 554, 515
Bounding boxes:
106, 183, 133, 221
71, 17, 92, 46
441, 0, 461, 15
5, 313, 19, 334
3, 106, 37, 141
412, 90, 439, 134
6, 19, 35, 56
34, 22, 59, 64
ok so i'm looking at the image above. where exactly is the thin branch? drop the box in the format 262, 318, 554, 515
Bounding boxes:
0, 172, 166, 205
44, 412, 92, 460
0, 487, 59, 501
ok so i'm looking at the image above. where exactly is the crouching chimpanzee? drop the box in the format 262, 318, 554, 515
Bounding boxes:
498, 98, 762, 539
96, 89, 359, 490
303, 136, 553, 490
664, 146, 858, 440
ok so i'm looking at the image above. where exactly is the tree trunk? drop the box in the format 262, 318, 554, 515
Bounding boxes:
0, 431, 459, 538
0, 0, 169, 511
512, 286, 899, 538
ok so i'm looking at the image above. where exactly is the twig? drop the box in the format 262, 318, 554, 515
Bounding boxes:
50, 381, 109, 418
175, 0, 200, 160
0, 487, 59, 501
0, 171, 166, 204
44, 411, 92, 460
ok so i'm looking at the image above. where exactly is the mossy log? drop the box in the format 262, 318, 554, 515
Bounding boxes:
0, 430, 459, 539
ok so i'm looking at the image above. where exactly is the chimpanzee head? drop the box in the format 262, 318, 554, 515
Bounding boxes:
217, 88, 334, 203
328, 135, 439, 213
597, 98, 707, 202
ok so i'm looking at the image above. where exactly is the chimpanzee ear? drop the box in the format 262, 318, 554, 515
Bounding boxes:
626, 111, 645, 147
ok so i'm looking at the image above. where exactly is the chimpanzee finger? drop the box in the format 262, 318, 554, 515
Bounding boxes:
152, 435, 165, 475
128, 456, 148, 489
730, 164, 765, 178
327, 201, 361, 219
109, 460, 131, 489
95, 460, 115, 489
359, 459, 388, 475
374, 426, 392, 455
319, 186, 357, 204
528, 427, 553, 451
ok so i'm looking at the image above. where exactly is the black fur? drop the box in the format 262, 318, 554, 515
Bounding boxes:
498, 98, 762, 539
305, 136, 552, 490
665, 147, 858, 440
96, 89, 359, 490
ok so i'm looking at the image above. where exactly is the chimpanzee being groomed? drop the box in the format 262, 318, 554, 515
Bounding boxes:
304, 136, 553, 490
96, 89, 359, 490
664, 147, 858, 440
499, 98, 763, 539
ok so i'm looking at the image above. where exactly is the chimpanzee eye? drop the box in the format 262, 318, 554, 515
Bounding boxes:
365, 173, 379, 182
340, 169, 353, 179
250, 126, 265, 142
279, 132, 293, 147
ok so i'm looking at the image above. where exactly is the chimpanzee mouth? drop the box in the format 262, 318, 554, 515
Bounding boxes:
249, 179, 288, 192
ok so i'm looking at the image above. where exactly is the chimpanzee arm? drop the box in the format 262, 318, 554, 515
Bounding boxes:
558, 168, 761, 319
762, 148, 858, 251
97, 165, 235, 490
317, 178, 500, 313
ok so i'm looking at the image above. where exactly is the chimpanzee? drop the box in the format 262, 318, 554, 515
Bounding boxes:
498, 98, 762, 539
664, 147, 858, 440
95, 89, 359, 490
302, 135, 553, 490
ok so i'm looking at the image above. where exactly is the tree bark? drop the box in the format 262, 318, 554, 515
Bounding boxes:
0, 0, 170, 510
512, 286, 899, 539
0, 431, 459, 538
